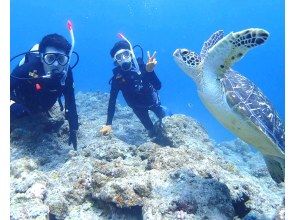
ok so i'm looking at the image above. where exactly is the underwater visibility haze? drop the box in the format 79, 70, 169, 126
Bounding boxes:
10, 1, 286, 219
11, 0, 285, 142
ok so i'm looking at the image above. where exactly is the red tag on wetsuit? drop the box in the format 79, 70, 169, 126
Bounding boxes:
35, 83, 42, 91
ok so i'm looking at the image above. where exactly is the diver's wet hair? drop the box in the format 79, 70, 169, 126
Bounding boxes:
110, 40, 131, 58
39, 33, 71, 55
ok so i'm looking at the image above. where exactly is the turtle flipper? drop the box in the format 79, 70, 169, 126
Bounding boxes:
263, 155, 284, 183
200, 30, 224, 58
202, 28, 269, 78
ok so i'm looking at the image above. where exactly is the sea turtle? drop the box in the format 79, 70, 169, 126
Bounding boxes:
173, 28, 285, 183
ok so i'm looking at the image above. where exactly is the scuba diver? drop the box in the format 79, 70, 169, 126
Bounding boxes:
10, 21, 79, 150
100, 34, 166, 138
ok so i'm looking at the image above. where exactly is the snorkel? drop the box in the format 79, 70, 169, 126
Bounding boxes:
60, 20, 75, 85
67, 20, 75, 65
37, 20, 75, 83
117, 33, 141, 75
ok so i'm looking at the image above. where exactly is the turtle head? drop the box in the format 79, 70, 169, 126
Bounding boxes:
173, 48, 201, 82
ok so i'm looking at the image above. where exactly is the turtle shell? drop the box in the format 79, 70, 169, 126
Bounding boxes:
221, 69, 284, 152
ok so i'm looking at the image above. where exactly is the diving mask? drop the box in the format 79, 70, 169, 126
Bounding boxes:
42, 53, 69, 66
114, 49, 131, 62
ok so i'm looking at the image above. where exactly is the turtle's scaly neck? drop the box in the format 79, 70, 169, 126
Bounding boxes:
195, 63, 224, 105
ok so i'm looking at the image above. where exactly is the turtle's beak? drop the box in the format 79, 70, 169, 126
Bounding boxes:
173, 49, 181, 58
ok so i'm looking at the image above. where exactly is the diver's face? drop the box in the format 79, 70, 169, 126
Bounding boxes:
114, 49, 132, 71
42, 47, 69, 76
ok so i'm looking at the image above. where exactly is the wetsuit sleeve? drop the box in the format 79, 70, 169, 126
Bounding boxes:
141, 64, 161, 90
63, 69, 79, 130
106, 79, 119, 125
147, 70, 161, 90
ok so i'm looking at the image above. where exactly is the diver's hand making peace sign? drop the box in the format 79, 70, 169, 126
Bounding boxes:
146, 51, 157, 72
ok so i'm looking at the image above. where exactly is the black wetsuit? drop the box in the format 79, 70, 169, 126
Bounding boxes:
10, 56, 78, 132
106, 62, 165, 133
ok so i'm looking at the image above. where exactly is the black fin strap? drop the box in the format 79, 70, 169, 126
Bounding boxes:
58, 96, 64, 111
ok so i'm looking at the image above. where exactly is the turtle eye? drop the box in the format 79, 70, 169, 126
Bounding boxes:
182, 50, 189, 55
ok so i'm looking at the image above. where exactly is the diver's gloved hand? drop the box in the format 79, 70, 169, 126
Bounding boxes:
146, 51, 157, 72
100, 125, 112, 135
68, 129, 77, 150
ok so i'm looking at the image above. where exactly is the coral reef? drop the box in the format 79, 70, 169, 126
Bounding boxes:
10, 92, 284, 220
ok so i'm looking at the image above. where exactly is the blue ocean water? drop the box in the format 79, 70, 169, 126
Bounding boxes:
10, 0, 285, 142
